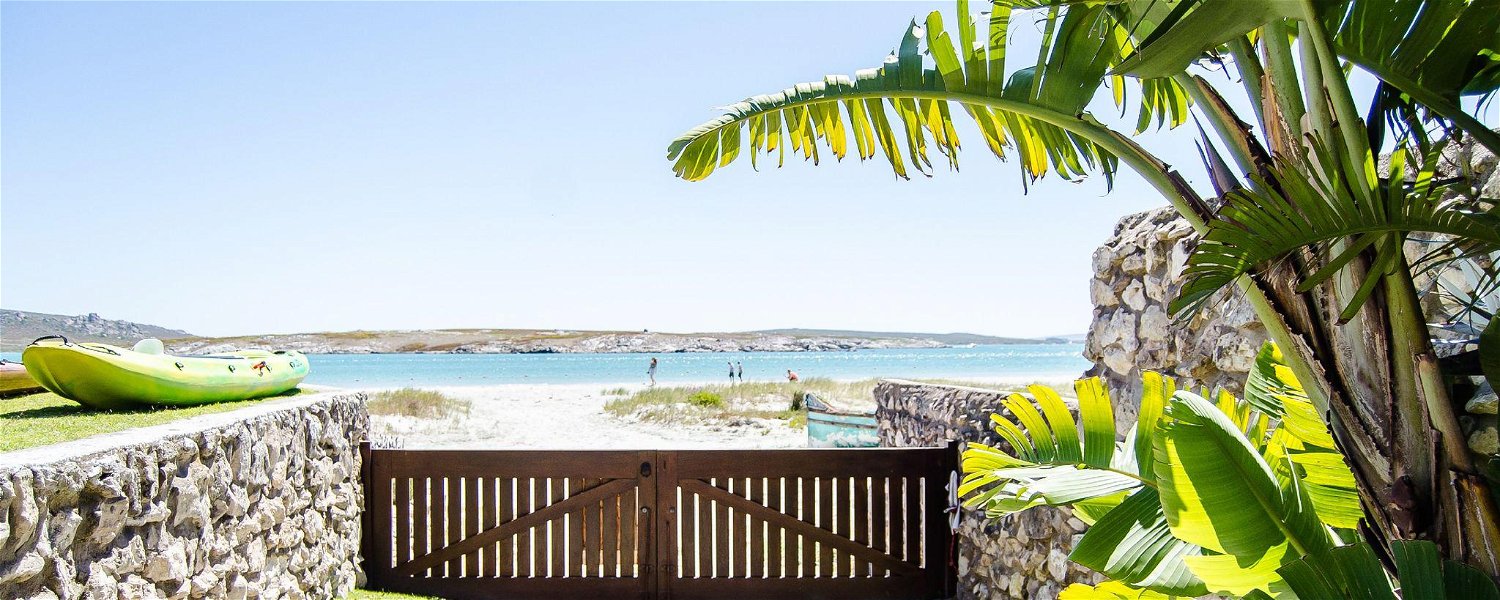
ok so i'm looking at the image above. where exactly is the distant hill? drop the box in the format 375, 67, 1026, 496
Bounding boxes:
0, 311, 1070, 354
753, 328, 1061, 345
1, 310, 192, 351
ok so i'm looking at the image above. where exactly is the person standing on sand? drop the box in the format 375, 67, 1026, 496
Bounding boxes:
728, 361, 736, 384
786, 369, 799, 382
736, 361, 744, 382
648, 357, 658, 386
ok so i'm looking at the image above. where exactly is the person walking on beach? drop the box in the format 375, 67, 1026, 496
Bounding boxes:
728, 361, 736, 384
786, 369, 799, 382
735, 361, 744, 382
647, 357, 658, 386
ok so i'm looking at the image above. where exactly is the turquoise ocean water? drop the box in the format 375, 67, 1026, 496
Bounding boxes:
3, 344, 1090, 388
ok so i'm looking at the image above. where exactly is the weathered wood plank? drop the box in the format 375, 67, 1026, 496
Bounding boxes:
394, 477, 410, 569
905, 476, 921, 568
817, 476, 834, 577
568, 478, 584, 577
501, 477, 519, 576
376, 450, 649, 478
675, 449, 944, 479
602, 481, 619, 578
549, 478, 568, 578
445, 477, 461, 576
681, 489, 698, 578
748, 477, 764, 579
871, 476, 888, 577
798, 477, 816, 578
765, 477, 785, 579
583, 478, 601, 577
466, 476, 481, 576
413, 477, 430, 577
853, 475, 870, 577
715, 478, 731, 578
620, 479, 637, 579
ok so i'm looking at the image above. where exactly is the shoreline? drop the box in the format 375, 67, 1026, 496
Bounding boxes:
361, 375, 1080, 451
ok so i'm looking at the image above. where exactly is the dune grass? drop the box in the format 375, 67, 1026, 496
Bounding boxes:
0, 388, 310, 453
367, 388, 470, 419
602, 378, 879, 428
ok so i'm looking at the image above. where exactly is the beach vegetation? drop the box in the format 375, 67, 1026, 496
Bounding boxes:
962, 344, 1499, 599
688, 391, 725, 407
671, 0, 1500, 579
600, 387, 632, 397
367, 388, 470, 420
0, 389, 306, 452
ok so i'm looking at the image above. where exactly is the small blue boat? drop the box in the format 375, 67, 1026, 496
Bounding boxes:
804, 392, 879, 448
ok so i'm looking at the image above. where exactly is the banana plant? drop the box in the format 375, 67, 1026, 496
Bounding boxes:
964, 343, 1496, 599
664, 0, 1500, 577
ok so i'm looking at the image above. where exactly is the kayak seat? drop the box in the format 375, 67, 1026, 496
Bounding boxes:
132, 338, 165, 355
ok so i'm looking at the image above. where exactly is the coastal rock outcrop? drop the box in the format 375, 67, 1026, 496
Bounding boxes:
0, 393, 368, 600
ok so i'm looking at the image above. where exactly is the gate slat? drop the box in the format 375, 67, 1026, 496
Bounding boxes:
602, 480, 619, 578
748, 477, 764, 579
567, 478, 583, 577
798, 477, 816, 578
396, 477, 411, 568
905, 476, 921, 568
500, 479, 513, 577
620, 480, 636, 579
765, 477, 784, 579
681, 490, 698, 578
734, 478, 749, 578
550, 478, 568, 577
445, 477, 461, 577
818, 476, 834, 577
714, 478, 731, 578
871, 476, 888, 577
582, 478, 598, 577
530, 478, 545, 577
467, 476, 482, 577
853, 476, 870, 577
415, 477, 431, 577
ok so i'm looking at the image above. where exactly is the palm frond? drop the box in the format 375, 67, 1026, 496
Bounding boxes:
1318, 0, 1500, 154
1171, 137, 1500, 321
668, 2, 1191, 187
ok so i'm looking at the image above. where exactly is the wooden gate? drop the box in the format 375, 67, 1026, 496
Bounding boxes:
362, 444, 957, 600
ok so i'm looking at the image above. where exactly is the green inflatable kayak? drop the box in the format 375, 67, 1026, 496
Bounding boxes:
22, 336, 310, 410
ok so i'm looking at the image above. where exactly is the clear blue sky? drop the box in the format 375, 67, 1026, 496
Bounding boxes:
4, 2, 1265, 338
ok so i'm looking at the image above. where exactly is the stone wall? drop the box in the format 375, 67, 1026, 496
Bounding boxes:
0, 392, 369, 600
875, 380, 1101, 600
1084, 206, 1267, 428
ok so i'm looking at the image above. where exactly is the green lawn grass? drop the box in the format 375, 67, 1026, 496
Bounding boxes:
0, 389, 310, 452
344, 590, 439, 600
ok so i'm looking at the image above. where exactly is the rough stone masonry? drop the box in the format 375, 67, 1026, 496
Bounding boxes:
0, 393, 368, 600
875, 380, 1103, 600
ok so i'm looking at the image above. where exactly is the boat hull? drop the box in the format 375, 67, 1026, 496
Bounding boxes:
807, 410, 880, 448
0, 362, 44, 398
22, 340, 309, 410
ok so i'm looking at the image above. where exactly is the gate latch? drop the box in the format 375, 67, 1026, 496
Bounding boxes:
640, 461, 652, 477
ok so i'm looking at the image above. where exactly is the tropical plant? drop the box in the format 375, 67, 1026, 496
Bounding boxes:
666, 0, 1500, 579
961, 343, 1499, 599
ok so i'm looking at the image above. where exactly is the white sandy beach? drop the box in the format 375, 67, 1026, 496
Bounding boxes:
362, 376, 1078, 451
367, 383, 808, 450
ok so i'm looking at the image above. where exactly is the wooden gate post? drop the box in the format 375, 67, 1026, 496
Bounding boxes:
654, 451, 679, 600
637, 450, 658, 600
358, 441, 374, 583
